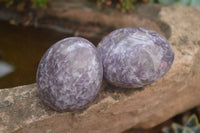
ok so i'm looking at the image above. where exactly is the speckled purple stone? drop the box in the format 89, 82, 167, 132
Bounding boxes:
36, 37, 103, 111
97, 27, 174, 88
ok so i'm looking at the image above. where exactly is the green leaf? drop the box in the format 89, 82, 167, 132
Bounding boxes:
172, 123, 184, 133
185, 114, 199, 128
190, 0, 200, 6
158, 0, 177, 5
121, 0, 134, 11
177, 0, 191, 5
182, 127, 193, 133
192, 125, 200, 133
31, 0, 48, 8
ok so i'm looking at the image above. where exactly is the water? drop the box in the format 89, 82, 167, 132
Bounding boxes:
0, 61, 14, 78
0, 21, 101, 89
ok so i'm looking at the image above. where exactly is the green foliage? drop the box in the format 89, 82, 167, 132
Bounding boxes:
163, 114, 200, 133
0, 0, 49, 9
120, 0, 135, 11
149, 0, 200, 6
96, 0, 200, 12
96, 0, 147, 12
31, 0, 48, 8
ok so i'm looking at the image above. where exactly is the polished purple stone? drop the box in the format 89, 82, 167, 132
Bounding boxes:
37, 37, 103, 111
97, 27, 174, 88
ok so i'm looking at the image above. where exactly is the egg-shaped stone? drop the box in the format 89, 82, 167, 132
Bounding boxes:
36, 37, 103, 111
97, 27, 174, 88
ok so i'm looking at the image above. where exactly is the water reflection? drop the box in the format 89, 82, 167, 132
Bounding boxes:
0, 21, 68, 89
0, 61, 14, 78
0, 20, 101, 89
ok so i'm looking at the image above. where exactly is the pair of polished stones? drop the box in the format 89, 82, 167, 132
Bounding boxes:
36, 27, 174, 111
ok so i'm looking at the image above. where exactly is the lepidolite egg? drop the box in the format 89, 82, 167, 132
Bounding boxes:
97, 27, 174, 88
36, 37, 103, 111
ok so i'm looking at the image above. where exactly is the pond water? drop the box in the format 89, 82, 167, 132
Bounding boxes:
0, 21, 101, 89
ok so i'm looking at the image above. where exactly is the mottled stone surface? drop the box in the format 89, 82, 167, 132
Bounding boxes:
37, 37, 103, 111
98, 27, 174, 88
0, 84, 56, 133
0, 3, 200, 133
